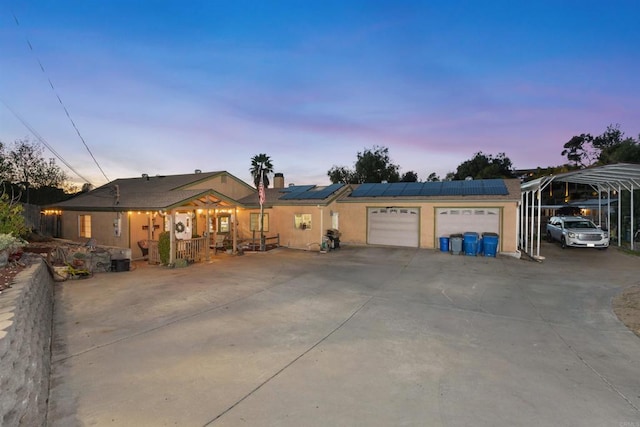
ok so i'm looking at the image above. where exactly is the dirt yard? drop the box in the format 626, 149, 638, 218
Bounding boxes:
613, 284, 640, 337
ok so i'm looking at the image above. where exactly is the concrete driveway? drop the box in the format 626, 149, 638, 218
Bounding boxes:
48, 245, 640, 426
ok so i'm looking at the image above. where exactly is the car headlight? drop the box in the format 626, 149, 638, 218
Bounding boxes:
568, 232, 576, 238
603, 232, 608, 239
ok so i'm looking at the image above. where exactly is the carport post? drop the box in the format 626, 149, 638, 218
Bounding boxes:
597, 185, 602, 226
530, 190, 535, 256
607, 186, 611, 234
631, 184, 635, 251
523, 190, 528, 254
618, 184, 622, 246
536, 187, 542, 257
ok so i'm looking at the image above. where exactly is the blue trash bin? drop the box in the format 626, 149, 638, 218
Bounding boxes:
439, 236, 450, 253
483, 232, 499, 257
463, 232, 479, 256
477, 237, 483, 255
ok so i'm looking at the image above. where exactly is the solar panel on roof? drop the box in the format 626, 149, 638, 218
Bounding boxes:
482, 180, 508, 195
346, 179, 508, 198
350, 183, 375, 197
419, 182, 441, 196
399, 182, 423, 196
280, 183, 345, 200
366, 183, 390, 197
383, 183, 407, 196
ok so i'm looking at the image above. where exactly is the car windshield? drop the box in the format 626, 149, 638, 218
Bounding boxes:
566, 220, 596, 229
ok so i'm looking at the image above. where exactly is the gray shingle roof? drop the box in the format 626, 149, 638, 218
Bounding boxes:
50, 171, 227, 211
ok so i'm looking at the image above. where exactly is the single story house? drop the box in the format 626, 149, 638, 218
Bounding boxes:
239, 175, 521, 255
46, 170, 521, 263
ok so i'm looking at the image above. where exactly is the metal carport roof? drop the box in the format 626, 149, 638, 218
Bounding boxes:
520, 163, 640, 259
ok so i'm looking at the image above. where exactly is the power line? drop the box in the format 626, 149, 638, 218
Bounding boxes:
1, 99, 93, 185
11, 11, 110, 183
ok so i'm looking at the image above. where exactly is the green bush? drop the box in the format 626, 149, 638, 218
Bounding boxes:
0, 194, 29, 237
158, 231, 170, 264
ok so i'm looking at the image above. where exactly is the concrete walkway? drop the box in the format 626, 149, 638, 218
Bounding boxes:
48, 245, 640, 426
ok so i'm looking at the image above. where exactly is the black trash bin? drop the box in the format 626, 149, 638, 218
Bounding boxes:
326, 229, 341, 249
111, 258, 130, 272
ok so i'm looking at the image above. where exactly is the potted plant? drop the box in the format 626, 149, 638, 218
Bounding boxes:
224, 239, 233, 254
72, 251, 87, 267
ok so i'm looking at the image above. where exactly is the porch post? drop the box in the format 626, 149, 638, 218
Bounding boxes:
205, 207, 210, 261
169, 210, 175, 265
147, 212, 153, 263
233, 207, 238, 253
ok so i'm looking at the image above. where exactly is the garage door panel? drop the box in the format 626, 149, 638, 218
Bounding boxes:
436, 208, 499, 238
368, 208, 419, 247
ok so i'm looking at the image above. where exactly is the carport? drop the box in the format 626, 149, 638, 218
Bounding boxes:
520, 163, 640, 259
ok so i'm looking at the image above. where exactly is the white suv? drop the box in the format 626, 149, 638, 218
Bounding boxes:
546, 216, 609, 249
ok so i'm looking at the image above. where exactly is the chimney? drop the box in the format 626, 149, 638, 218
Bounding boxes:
274, 172, 284, 189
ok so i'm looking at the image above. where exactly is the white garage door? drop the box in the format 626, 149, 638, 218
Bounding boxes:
435, 208, 500, 238
367, 207, 419, 247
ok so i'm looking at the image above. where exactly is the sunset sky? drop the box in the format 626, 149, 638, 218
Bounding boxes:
1, 1, 639, 188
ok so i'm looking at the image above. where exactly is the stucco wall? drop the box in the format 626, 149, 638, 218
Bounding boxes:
248, 199, 519, 253
239, 205, 332, 250
0, 259, 53, 427
61, 211, 130, 249
336, 200, 518, 253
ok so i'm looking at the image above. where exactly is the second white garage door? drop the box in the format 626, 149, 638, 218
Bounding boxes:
367, 207, 419, 247
435, 207, 500, 238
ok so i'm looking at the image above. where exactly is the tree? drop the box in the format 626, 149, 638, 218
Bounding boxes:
400, 171, 419, 182
1, 137, 68, 204
327, 145, 401, 184
249, 153, 273, 250
426, 172, 440, 182
592, 124, 623, 163
453, 152, 515, 180
327, 166, 356, 184
249, 153, 273, 189
609, 139, 640, 163
561, 134, 594, 167
561, 124, 640, 167
0, 142, 12, 183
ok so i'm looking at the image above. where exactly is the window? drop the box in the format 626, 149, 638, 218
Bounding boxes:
218, 216, 230, 233
79, 215, 92, 238
294, 213, 312, 230
250, 213, 269, 232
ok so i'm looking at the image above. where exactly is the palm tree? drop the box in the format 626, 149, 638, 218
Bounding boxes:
250, 153, 274, 189
250, 154, 273, 251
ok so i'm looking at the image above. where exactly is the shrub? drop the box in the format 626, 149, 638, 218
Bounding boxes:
0, 194, 29, 237
158, 231, 170, 264
0, 233, 27, 253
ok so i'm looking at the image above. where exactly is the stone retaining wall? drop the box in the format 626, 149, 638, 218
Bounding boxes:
0, 259, 53, 427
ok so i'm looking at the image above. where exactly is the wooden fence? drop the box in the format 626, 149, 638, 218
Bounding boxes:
145, 234, 280, 265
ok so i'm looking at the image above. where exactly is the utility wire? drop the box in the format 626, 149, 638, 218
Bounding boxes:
1, 99, 93, 185
11, 11, 110, 183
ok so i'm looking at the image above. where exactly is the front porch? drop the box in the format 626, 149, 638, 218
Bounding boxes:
144, 233, 280, 265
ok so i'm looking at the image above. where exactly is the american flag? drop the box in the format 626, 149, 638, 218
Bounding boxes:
258, 180, 266, 206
